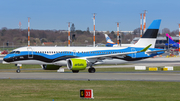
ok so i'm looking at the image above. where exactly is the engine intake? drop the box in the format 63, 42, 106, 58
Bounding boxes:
67, 58, 87, 70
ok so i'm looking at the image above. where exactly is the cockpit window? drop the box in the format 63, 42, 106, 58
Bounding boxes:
9, 51, 20, 54
16, 51, 20, 54
10, 51, 15, 54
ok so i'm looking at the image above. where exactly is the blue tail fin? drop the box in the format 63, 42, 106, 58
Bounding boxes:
133, 19, 161, 48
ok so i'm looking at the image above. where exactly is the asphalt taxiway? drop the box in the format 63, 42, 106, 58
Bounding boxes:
0, 72, 180, 82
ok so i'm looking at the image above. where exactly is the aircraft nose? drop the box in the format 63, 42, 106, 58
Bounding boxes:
3, 57, 8, 62
3, 56, 13, 62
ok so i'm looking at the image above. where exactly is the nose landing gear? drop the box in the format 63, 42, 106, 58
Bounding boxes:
16, 68, 21, 73
15, 64, 22, 73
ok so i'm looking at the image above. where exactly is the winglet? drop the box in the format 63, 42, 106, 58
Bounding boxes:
139, 44, 152, 52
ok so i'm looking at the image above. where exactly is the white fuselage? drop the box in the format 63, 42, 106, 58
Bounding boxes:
4, 46, 147, 66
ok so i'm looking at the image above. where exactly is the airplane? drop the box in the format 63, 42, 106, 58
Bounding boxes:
3, 19, 165, 73
165, 33, 179, 48
104, 34, 116, 47
104, 34, 132, 47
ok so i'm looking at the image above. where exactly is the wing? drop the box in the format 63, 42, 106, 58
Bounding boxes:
78, 44, 152, 62
146, 49, 166, 54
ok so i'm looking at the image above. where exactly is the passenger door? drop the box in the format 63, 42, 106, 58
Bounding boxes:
131, 48, 136, 58
27, 47, 33, 58
73, 50, 76, 56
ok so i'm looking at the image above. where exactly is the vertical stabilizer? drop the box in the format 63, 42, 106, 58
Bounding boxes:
105, 34, 115, 44
166, 33, 179, 48
166, 33, 176, 44
133, 19, 161, 48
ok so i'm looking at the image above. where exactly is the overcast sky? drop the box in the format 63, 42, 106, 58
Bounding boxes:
0, 0, 179, 32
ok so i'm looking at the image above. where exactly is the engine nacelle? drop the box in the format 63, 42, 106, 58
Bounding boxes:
67, 58, 87, 70
41, 65, 61, 70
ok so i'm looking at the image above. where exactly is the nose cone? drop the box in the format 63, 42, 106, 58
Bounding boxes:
3, 55, 13, 62
3, 57, 8, 62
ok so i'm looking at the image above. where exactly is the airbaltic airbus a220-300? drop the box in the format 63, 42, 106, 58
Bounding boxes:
3, 19, 165, 73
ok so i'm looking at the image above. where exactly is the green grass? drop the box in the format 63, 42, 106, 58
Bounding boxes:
0, 79, 180, 101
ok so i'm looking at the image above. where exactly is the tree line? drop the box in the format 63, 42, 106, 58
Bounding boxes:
0, 24, 179, 47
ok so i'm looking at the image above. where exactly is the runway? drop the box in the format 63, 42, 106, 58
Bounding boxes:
0, 72, 180, 82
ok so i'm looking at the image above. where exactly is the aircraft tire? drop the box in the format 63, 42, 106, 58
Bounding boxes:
16, 69, 21, 73
88, 67, 95, 73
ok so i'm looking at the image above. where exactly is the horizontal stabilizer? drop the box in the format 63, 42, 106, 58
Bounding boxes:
139, 44, 152, 52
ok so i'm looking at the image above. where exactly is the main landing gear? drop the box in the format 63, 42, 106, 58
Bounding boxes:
88, 63, 96, 73
15, 64, 22, 73
88, 67, 95, 73
71, 63, 96, 73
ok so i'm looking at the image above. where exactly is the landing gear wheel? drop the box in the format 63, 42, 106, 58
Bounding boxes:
72, 70, 79, 73
88, 67, 96, 73
16, 69, 21, 73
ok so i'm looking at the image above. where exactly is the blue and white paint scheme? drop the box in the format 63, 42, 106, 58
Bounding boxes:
105, 34, 116, 47
3, 19, 165, 73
